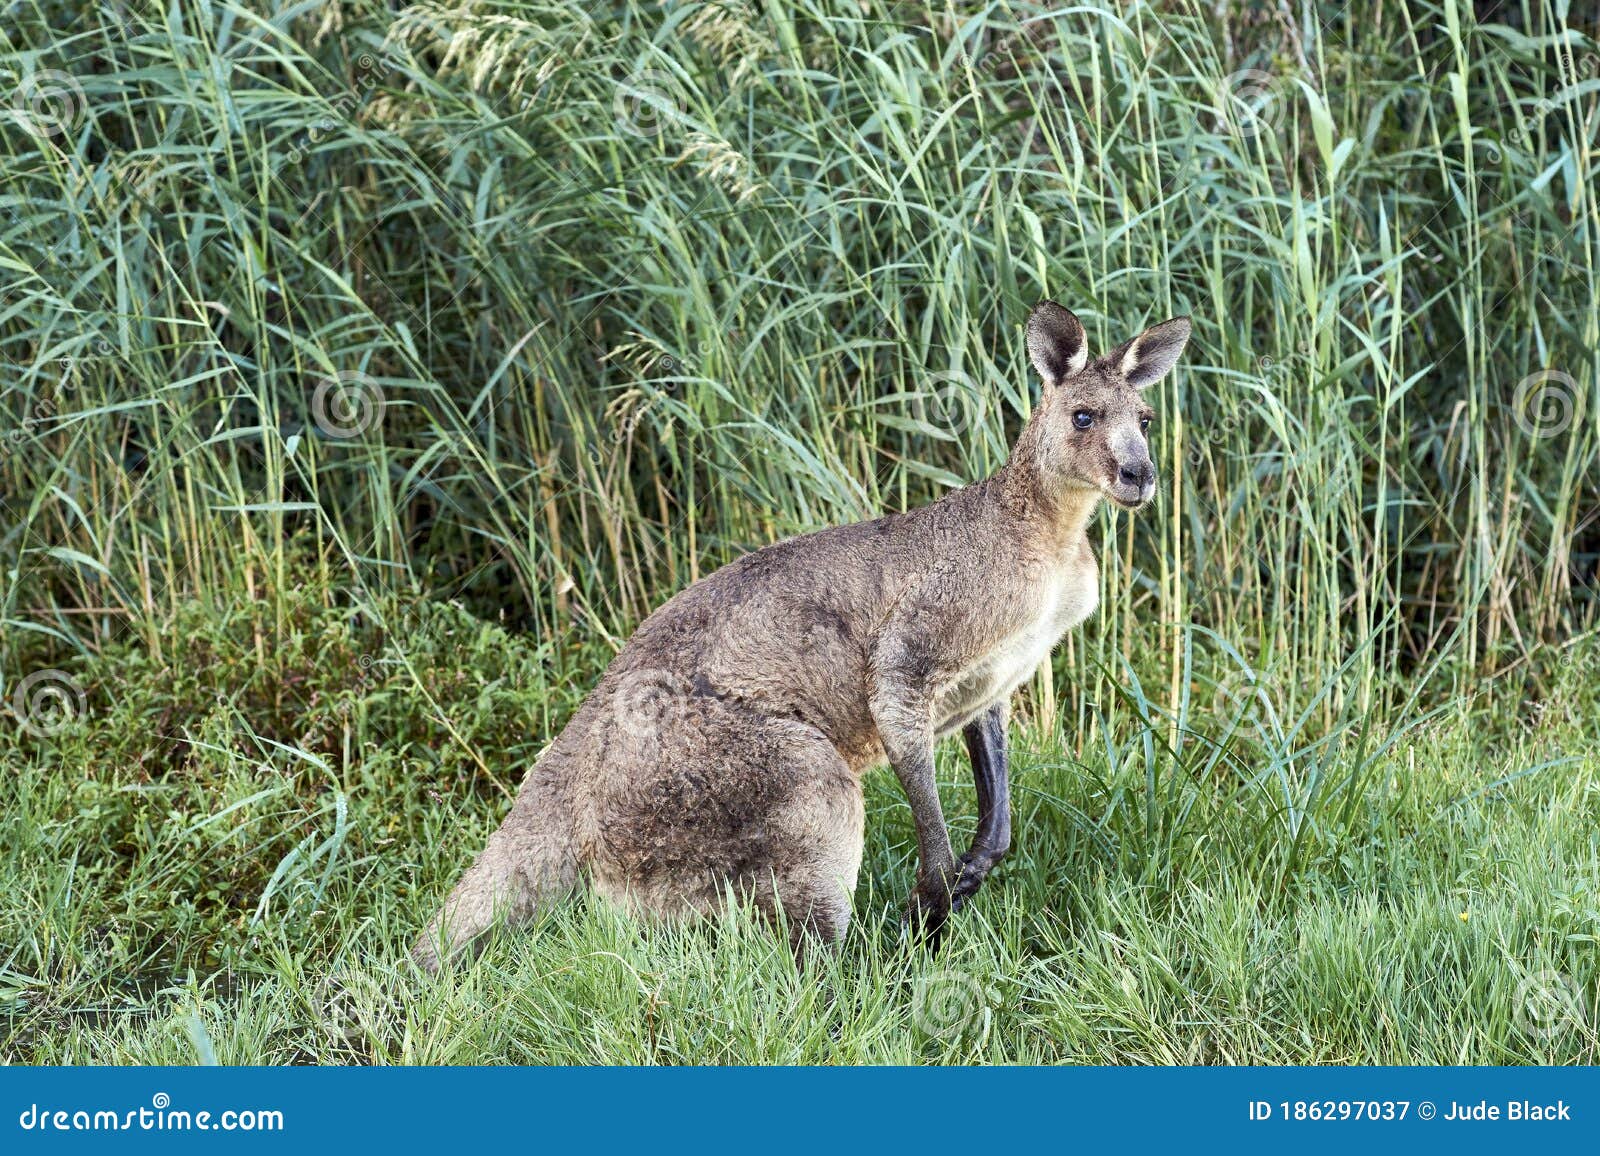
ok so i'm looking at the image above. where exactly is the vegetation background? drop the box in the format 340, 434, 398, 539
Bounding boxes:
1, 0, 1597, 1063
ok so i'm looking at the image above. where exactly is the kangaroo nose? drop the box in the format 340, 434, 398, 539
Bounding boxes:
1119, 463, 1148, 487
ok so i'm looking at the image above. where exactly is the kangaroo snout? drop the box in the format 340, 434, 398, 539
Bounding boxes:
1112, 458, 1156, 508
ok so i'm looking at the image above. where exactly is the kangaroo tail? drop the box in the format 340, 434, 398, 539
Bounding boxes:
411, 765, 580, 973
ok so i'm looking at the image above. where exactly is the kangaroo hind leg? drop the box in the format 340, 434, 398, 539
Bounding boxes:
766, 726, 865, 954
589, 701, 864, 956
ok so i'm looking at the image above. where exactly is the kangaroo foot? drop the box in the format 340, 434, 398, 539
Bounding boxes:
948, 848, 1002, 913
901, 862, 971, 949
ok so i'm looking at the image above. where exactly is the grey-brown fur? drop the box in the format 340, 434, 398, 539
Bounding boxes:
413, 302, 1191, 970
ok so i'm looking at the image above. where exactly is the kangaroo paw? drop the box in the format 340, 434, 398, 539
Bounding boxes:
901, 863, 970, 949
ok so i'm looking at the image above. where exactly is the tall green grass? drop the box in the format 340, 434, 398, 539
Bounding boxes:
3, 0, 1595, 708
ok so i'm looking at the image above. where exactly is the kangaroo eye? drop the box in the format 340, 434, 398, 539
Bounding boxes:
1140, 416, 1151, 433
1072, 411, 1094, 430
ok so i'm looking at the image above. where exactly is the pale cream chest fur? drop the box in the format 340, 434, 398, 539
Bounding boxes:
935, 540, 1099, 733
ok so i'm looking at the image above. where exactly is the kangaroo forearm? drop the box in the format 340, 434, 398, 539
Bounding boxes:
887, 743, 955, 874
868, 666, 954, 866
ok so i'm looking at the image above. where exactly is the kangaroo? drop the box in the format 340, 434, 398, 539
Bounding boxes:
413, 301, 1190, 970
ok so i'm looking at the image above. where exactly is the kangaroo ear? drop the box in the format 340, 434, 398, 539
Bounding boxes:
1026, 301, 1088, 389
1119, 317, 1191, 389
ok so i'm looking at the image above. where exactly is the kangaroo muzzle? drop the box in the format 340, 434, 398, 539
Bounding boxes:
1110, 457, 1156, 508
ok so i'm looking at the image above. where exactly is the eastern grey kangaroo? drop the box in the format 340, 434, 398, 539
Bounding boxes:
414, 301, 1190, 970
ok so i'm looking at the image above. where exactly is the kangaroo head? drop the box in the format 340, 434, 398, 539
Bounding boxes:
1021, 300, 1191, 510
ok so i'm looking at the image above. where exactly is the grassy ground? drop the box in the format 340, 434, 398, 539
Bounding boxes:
3, 574, 1597, 1064
2, 0, 1598, 1064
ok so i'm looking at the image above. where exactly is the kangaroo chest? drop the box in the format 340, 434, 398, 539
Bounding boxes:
935, 547, 1099, 733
